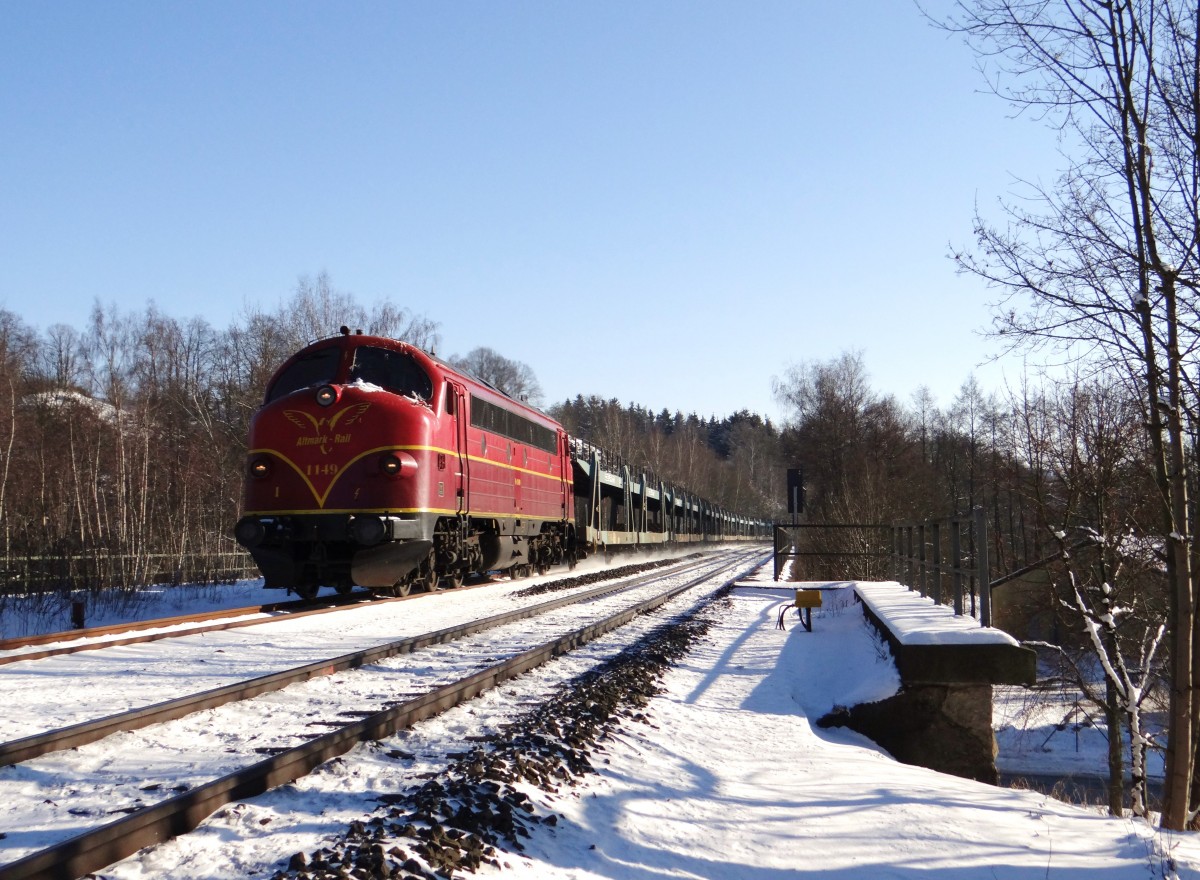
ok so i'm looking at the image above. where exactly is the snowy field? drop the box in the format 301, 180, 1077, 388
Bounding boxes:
3, 559, 1194, 878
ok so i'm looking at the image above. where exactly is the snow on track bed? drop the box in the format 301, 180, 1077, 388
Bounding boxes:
0, 554, 711, 741
101, 561, 769, 880
0, 549, 764, 869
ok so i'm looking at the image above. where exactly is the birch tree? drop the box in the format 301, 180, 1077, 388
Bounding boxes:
1016, 378, 1164, 816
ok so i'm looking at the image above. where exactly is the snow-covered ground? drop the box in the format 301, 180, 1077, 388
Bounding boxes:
5, 558, 1194, 878
492, 579, 1196, 879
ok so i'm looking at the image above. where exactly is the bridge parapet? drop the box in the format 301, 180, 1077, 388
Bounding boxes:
854, 582, 1036, 686
820, 581, 1035, 784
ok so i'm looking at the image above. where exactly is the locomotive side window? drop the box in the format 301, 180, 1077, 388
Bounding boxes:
469, 395, 557, 453
349, 346, 433, 400
266, 346, 341, 401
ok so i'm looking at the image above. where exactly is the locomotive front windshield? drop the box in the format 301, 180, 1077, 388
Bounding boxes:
266, 346, 341, 402
349, 346, 433, 400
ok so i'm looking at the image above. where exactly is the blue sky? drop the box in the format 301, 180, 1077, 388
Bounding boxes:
0, 2, 1062, 422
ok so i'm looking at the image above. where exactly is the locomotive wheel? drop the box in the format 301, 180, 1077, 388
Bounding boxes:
418, 565, 438, 593
441, 571, 464, 590
391, 580, 412, 598
294, 584, 319, 600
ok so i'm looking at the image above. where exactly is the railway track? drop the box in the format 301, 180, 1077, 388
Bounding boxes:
0, 549, 764, 880
0, 560, 660, 742
0, 555, 716, 766
0, 555, 654, 666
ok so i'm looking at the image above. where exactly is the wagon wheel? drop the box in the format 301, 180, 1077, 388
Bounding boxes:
567, 550, 578, 571
390, 579, 412, 598
441, 570, 464, 590
294, 583, 320, 601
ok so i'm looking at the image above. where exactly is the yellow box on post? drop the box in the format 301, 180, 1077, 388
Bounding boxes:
794, 589, 822, 631
794, 589, 823, 608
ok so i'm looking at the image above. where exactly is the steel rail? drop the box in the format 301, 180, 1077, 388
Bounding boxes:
0, 551, 758, 880
0, 556, 723, 767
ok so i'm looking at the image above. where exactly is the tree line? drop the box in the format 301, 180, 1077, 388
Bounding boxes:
0, 271, 800, 595
0, 271, 1068, 601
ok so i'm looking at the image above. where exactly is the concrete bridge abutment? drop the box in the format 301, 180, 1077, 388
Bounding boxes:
819, 582, 1036, 784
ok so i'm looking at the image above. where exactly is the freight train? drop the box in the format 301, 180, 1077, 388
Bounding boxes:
234, 329, 767, 598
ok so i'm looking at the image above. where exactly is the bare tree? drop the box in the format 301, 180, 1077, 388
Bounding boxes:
449, 346, 544, 406
365, 301, 440, 352
285, 272, 364, 346
269, 272, 442, 354
773, 351, 916, 523
40, 323, 84, 391
1013, 378, 1165, 817
939, 0, 1200, 829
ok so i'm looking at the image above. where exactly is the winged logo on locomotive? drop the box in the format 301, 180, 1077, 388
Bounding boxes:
284, 403, 371, 454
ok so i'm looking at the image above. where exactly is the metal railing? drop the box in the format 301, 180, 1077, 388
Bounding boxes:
891, 508, 991, 626
771, 509, 993, 627
772, 523, 892, 582
0, 552, 259, 594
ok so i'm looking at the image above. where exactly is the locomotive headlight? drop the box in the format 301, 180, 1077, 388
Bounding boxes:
249, 457, 271, 479
379, 451, 418, 478
315, 385, 339, 407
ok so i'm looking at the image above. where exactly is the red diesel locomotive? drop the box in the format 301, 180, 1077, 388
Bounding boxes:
234, 328, 576, 598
